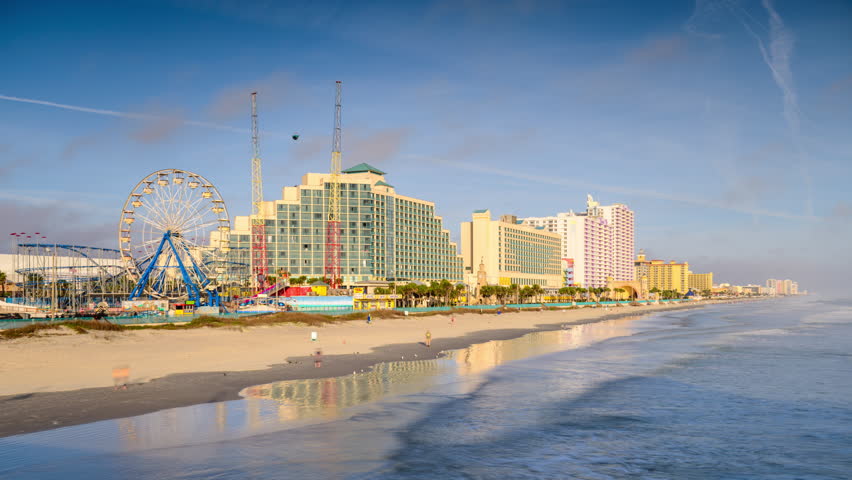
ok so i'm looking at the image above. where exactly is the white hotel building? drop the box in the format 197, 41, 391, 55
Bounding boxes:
522, 195, 635, 288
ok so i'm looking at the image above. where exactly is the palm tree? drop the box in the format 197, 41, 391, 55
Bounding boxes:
0, 270, 7, 299
479, 285, 490, 304
415, 284, 430, 307
495, 286, 509, 305
397, 283, 414, 307
519, 286, 532, 303
387, 282, 396, 305
453, 283, 466, 305
439, 279, 454, 306
507, 284, 519, 305
566, 286, 579, 303
531, 284, 544, 304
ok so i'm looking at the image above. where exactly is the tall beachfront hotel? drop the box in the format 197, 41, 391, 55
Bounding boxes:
521, 195, 635, 288
229, 163, 463, 285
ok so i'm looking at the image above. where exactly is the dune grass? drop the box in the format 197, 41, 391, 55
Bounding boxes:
1, 305, 561, 340
0, 320, 127, 340
0, 322, 65, 340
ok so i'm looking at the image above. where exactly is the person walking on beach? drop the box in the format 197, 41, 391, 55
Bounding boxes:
367, 313, 372, 324
425, 330, 432, 347
112, 365, 130, 390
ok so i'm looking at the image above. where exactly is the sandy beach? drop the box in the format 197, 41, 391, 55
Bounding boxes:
0, 301, 737, 437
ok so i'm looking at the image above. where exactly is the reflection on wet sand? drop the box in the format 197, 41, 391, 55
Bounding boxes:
244, 358, 446, 422
114, 316, 639, 451
453, 318, 636, 376
245, 317, 638, 423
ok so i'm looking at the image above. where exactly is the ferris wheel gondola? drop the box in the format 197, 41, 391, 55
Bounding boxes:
119, 169, 230, 305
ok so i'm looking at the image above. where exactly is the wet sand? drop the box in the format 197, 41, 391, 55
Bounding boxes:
0, 301, 744, 437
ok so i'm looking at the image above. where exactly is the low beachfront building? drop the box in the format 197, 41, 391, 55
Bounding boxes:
636, 257, 690, 294
688, 272, 713, 292
228, 163, 463, 286
460, 210, 562, 289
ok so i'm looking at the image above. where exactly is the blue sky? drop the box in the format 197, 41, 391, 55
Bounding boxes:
1, 0, 851, 293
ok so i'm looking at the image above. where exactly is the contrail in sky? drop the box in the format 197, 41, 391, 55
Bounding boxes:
413, 155, 818, 222
724, 0, 815, 216
0, 94, 249, 134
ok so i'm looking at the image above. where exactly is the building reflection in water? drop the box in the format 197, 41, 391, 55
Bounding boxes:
246, 317, 636, 422
116, 316, 639, 450
454, 319, 635, 376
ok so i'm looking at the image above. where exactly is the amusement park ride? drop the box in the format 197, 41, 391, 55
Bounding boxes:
119, 169, 231, 306
8, 85, 340, 313
250, 91, 269, 295
325, 81, 343, 290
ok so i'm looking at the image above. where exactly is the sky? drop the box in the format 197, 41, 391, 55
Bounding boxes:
1, 0, 851, 294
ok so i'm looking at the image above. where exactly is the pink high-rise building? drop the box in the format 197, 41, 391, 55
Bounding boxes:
599, 201, 635, 284
522, 195, 635, 288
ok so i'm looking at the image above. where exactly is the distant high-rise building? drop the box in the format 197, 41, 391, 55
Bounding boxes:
521, 195, 634, 288
764, 278, 801, 295
766, 278, 778, 295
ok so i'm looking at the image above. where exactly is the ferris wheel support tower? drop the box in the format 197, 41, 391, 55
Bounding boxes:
324, 81, 342, 289
250, 92, 268, 293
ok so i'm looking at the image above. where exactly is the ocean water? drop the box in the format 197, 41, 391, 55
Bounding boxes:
1, 298, 850, 479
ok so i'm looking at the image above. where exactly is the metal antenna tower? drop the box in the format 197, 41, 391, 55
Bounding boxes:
250, 92, 268, 293
324, 81, 342, 289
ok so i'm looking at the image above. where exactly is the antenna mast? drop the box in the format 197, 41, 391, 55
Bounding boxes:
250, 92, 268, 293
324, 81, 342, 289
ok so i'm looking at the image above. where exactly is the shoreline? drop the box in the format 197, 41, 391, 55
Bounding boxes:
0, 300, 753, 438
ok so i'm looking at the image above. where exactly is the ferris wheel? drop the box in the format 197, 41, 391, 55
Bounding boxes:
119, 169, 230, 305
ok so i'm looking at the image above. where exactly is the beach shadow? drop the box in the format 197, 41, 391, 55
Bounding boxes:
1, 393, 34, 402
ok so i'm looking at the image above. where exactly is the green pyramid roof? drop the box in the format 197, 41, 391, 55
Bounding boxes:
342, 163, 386, 175
375, 180, 394, 188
